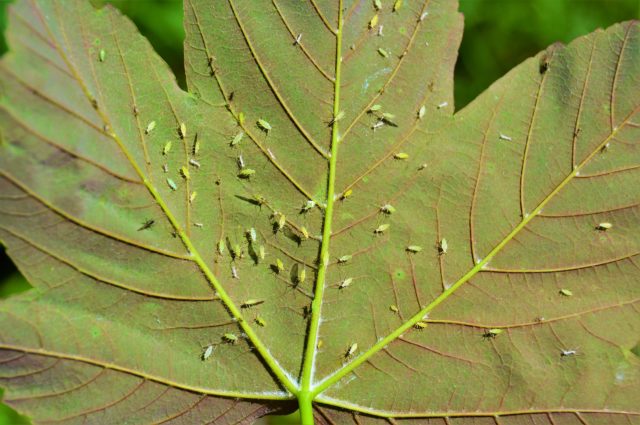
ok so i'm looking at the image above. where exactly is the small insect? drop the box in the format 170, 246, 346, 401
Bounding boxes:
180, 166, 190, 180
178, 123, 187, 140
217, 240, 226, 255
258, 245, 265, 260
231, 132, 244, 146
166, 178, 177, 191
297, 266, 306, 284
255, 316, 266, 327
380, 204, 396, 214
145, 121, 156, 134
339, 277, 353, 289
246, 228, 257, 242
341, 189, 353, 200
223, 333, 238, 344
294, 33, 302, 45
438, 238, 448, 254
237, 154, 245, 169
231, 244, 242, 260
377, 25, 384, 37
596, 222, 612, 231
257, 119, 272, 132
437, 101, 448, 109
301, 200, 316, 212
369, 14, 379, 29
499, 133, 512, 141
369, 104, 382, 112
559, 289, 573, 297
231, 265, 239, 279
374, 0, 382, 10
389, 304, 399, 313
317, 339, 324, 349
276, 214, 286, 231
300, 226, 309, 240
561, 349, 578, 357
374, 223, 390, 234
238, 168, 256, 178
418, 163, 428, 170
267, 148, 276, 159
394, 152, 409, 160
330, 110, 345, 125
381, 113, 396, 124
133, 105, 139, 116
202, 344, 215, 361
345, 343, 358, 359
163, 141, 172, 155
372, 120, 385, 130
483, 328, 503, 338
414, 321, 428, 330
238, 112, 246, 126
138, 219, 155, 231
419, 11, 429, 21
406, 245, 422, 253
418, 105, 426, 120
600, 142, 610, 153
275, 258, 285, 273
189, 158, 201, 168
162, 164, 169, 173
338, 255, 352, 263
189, 191, 197, 203
253, 194, 266, 206
377, 48, 389, 58
98, 48, 106, 62
393, 0, 402, 11
194, 222, 203, 228
193, 136, 200, 155
241, 299, 264, 308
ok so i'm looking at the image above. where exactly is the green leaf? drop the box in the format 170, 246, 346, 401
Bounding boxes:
1, 1, 639, 424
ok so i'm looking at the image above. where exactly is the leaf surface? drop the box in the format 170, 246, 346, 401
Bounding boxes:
0, 0, 639, 423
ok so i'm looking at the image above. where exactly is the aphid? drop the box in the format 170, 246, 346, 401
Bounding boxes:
145, 121, 156, 134
180, 166, 190, 180
193, 136, 200, 155
437, 101, 448, 109
483, 328, 503, 338
297, 266, 306, 284
377, 25, 384, 37
338, 255, 352, 263
238, 112, 246, 126
238, 168, 256, 178
339, 277, 353, 289
417, 105, 426, 120
258, 245, 265, 260
369, 14, 379, 29
294, 33, 302, 45
374, 0, 382, 10
394, 152, 409, 160
202, 345, 214, 361
406, 245, 423, 253
231, 265, 239, 279
194, 222, 203, 228
231, 244, 242, 260
275, 258, 285, 273
389, 304, 399, 313
369, 104, 382, 112
418, 163, 428, 170
330, 110, 345, 125
166, 178, 177, 191
189, 158, 201, 168
317, 339, 324, 349
341, 189, 353, 200
393, 0, 402, 11
257, 119, 272, 132
438, 238, 448, 254
345, 343, 358, 359
372, 120, 385, 130
217, 240, 226, 255
237, 154, 245, 169
419, 11, 429, 21
179, 122, 187, 140
377, 48, 389, 58
414, 321, 428, 330
596, 222, 612, 231
162, 141, 172, 155
301, 200, 316, 212
253, 194, 266, 206
499, 133, 512, 141
189, 191, 197, 203
223, 333, 238, 344
255, 316, 267, 327
162, 164, 169, 173
600, 142, 611, 153
561, 349, 578, 357
241, 299, 264, 308
246, 227, 257, 242
98, 48, 106, 62
374, 223, 390, 234
559, 289, 573, 297
231, 132, 244, 146
380, 204, 396, 214
300, 226, 309, 239
138, 219, 155, 231
276, 214, 286, 230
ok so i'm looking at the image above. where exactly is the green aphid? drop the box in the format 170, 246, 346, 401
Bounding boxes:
380, 204, 395, 214
301, 200, 316, 212
257, 119, 272, 132
179, 122, 187, 139
231, 244, 242, 260
374, 0, 382, 10
297, 266, 306, 284
189, 191, 197, 204
559, 289, 573, 297
145, 121, 156, 134
231, 132, 244, 146
180, 166, 190, 180
255, 316, 267, 327
406, 245, 422, 253
247, 228, 257, 242
393, 0, 402, 11
369, 13, 379, 29
193, 137, 200, 155
166, 178, 177, 191
369, 104, 382, 112
345, 343, 358, 359
338, 255, 352, 263
389, 304, 399, 313
275, 258, 285, 273
374, 224, 390, 234
202, 344, 214, 361
162, 141, 172, 155
377, 48, 389, 58
341, 189, 353, 200
253, 194, 267, 206
484, 328, 503, 338
382, 112, 396, 121
330, 110, 345, 125
394, 152, 409, 160
339, 277, 353, 289
238, 168, 256, 178
222, 333, 238, 344
98, 48, 106, 62
241, 299, 264, 308
276, 214, 286, 231
258, 245, 265, 260
418, 105, 426, 119
414, 321, 428, 330
238, 112, 246, 126
438, 238, 448, 254
217, 239, 226, 255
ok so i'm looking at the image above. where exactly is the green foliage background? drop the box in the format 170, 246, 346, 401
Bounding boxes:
0, 1, 637, 424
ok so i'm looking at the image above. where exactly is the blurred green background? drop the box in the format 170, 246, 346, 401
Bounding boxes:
0, 0, 638, 423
